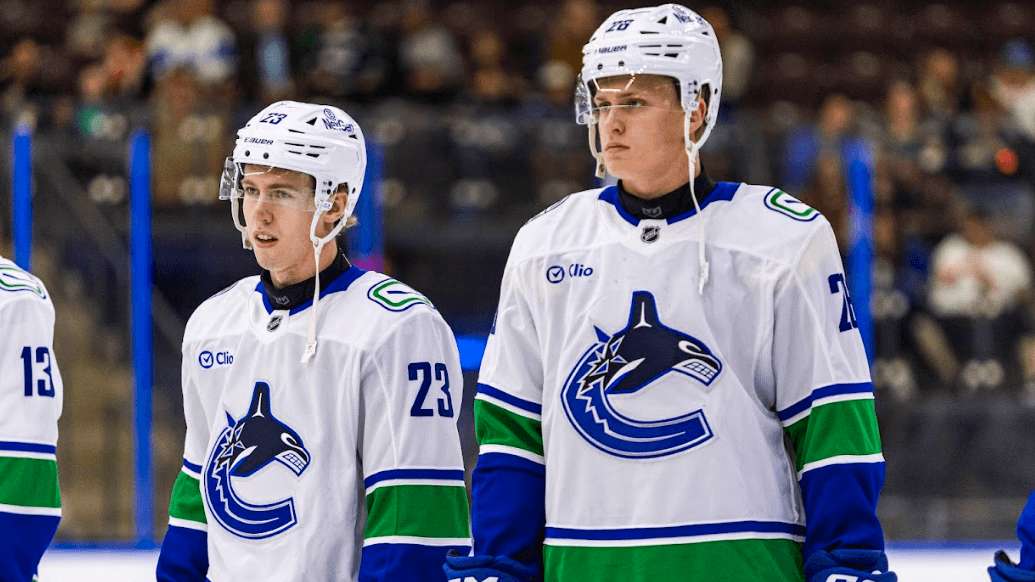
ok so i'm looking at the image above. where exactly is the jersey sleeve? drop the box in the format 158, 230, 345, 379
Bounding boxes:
358, 307, 471, 580
0, 293, 63, 582
157, 340, 210, 582
772, 222, 887, 563
470, 257, 546, 577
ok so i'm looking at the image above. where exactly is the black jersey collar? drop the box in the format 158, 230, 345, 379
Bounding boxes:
259, 249, 351, 312
616, 171, 717, 221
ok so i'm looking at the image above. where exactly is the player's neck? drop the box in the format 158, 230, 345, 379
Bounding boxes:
261, 246, 350, 311
621, 156, 701, 200
268, 241, 340, 289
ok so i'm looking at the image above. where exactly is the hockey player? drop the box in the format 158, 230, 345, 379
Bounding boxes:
0, 254, 63, 582
156, 101, 471, 581
990, 491, 1035, 581
446, 5, 896, 582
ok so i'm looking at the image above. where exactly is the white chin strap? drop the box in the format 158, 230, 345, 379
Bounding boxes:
589, 120, 606, 179
685, 114, 709, 294
300, 211, 342, 364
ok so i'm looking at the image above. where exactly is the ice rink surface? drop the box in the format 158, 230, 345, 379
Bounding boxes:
36, 543, 1022, 581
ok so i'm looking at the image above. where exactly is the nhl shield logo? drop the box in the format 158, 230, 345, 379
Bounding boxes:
641, 226, 660, 243
267, 315, 283, 331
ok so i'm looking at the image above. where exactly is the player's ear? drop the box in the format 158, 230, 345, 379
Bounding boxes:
323, 189, 348, 224
690, 96, 707, 127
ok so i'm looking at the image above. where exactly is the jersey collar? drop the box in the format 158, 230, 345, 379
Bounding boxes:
600, 174, 740, 226
255, 250, 365, 315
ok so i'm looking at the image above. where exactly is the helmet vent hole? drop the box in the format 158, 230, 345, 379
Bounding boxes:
306, 153, 320, 158
665, 53, 678, 58
618, 61, 625, 67
244, 150, 250, 156
263, 153, 269, 159
657, 16, 667, 24
306, 118, 317, 126
287, 128, 304, 134
597, 64, 603, 70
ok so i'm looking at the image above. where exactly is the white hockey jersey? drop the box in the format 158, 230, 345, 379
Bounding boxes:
471, 183, 887, 581
158, 266, 471, 582
0, 255, 62, 582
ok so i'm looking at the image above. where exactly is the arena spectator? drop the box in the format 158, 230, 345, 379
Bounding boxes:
700, 5, 754, 107
545, 0, 598, 74
237, 0, 293, 104
945, 82, 1035, 245
398, 1, 464, 102
0, 36, 75, 119
298, 2, 389, 103
989, 38, 1035, 143
145, 0, 237, 89
149, 67, 228, 207
927, 205, 1033, 391
917, 48, 963, 126
780, 93, 857, 195
464, 28, 524, 107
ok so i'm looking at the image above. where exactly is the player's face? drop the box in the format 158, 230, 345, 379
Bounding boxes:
593, 74, 703, 198
240, 165, 320, 287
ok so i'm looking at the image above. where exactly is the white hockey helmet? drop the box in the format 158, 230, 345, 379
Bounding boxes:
219, 100, 367, 249
576, 4, 723, 176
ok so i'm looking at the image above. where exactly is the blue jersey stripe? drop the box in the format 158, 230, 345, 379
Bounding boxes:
157, 523, 208, 582
182, 459, 202, 474
798, 461, 886, 561
364, 468, 465, 489
360, 542, 470, 581
477, 384, 542, 415
778, 382, 873, 422
0, 512, 60, 582
545, 520, 805, 541
476, 451, 547, 476
0, 441, 56, 455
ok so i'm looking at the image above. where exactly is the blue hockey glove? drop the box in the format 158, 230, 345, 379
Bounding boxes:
444, 551, 536, 582
990, 550, 1035, 582
805, 548, 897, 582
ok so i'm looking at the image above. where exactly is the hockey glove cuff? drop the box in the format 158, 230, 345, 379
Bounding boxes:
805, 548, 897, 582
444, 551, 536, 582
990, 550, 1035, 582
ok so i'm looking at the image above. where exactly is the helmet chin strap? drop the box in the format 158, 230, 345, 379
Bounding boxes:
684, 113, 709, 294
301, 210, 339, 364
589, 119, 606, 179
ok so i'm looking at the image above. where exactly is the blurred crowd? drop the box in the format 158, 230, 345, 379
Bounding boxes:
3, 0, 1035, 402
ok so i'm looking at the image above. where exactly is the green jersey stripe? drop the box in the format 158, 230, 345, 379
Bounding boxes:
0, 457, 60, 509
475, 399, 544, 457
543, 538, 804, 582
784, 398, 882, 472
364, 484, 470, 540
168, 470, 207, 524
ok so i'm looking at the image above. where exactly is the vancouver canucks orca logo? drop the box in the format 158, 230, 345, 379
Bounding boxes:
561, 291, 721, 458
204, 382, 311, 539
